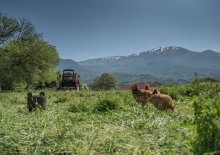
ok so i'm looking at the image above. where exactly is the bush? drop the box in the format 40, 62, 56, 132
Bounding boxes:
178, 82, 220, 97
158, 87, 180, 100
54, 95, 68, 103
90, 73, 117, 91
192, 77, 218, 84
94, 98, 119, 112
178, 85, 195, 96
68, 102, 89, 113
193, 95, 220, 154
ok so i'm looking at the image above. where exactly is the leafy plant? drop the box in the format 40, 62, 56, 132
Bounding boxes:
68, 102, 89, 113
94, 98, 119, 112
158, 86, 180, 100
193, 92, 220, 154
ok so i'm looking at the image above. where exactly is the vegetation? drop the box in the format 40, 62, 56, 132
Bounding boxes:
193, 87, 220, 154
192, 77, 219, 84
0, 14, 59, 90
90, 73, 117, 91
0, 81, 219, 154
0, 13, 40, 45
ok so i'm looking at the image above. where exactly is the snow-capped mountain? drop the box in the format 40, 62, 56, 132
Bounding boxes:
144, 46, 188, 55
92, 56, 122, 62
149, 46, 181, 52
79, 47, 186, 66
78, 46, 220, 80
57, 46, 220, 84
79, 46, 190, 65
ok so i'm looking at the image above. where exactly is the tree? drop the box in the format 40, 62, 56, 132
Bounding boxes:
0, 13, 40, 46
0, 14, 59, 90
0, 39, 59, 90
0, 14, 19, 45
90, 73, 117, 91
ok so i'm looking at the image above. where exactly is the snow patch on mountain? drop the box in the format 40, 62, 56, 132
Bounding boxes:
99, 56, 122, 61
135, 46, 187, 56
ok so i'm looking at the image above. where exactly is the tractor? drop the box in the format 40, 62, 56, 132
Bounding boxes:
57, 69, 80, 91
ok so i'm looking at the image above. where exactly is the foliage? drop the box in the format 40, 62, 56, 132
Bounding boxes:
193, 88, 220, 154
0, 13, 19, 45
158, 86, 180, 100
68, 101, 90, 113
90, 73, 117, 91
94, 98, 119, 112
192, 77, 218, 84
0, 38, 59, 90
0, 13, 40, 46
79, 80, 89, 91
35, 81, 55, 90
0, 14, 59, 90
158, 82, 220, 98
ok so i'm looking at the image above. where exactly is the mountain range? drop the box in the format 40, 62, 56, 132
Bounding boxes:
56, 46, 220, 85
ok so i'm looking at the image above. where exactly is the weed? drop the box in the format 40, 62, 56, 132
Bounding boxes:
54, 95, 68, 103
68, 101, 89, 113
94, 98, 119, 112
193, 95, 220, 154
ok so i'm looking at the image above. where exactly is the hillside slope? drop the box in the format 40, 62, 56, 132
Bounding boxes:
78, 47, 220, 81
57, 47, 220, 84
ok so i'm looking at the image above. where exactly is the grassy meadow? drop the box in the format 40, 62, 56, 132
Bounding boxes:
0, 82, 220, 154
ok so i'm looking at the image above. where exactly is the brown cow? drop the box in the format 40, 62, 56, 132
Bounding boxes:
131, 84, 152, 108
131, 85, 174, 111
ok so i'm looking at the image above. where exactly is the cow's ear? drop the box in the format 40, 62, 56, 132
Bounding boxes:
145, 84, 150, 90
134, 84, 138, 89
132, 85, 137, 91
153, 89, 158, 95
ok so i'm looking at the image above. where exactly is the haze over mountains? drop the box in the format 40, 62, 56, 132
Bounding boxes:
56, 46, 220, 85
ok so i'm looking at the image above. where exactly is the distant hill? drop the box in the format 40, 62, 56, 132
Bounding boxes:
57, 47, 220, 85
112, 72, 190, 86
55, 59, 83, 72
112, 72, 159, 85
78, 47, 220, 82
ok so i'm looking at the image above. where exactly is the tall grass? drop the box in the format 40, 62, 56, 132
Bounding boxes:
193, 88, 220, 154
1, 82, 219, 154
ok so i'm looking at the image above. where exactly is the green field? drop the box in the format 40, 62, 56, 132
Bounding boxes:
0, 82, 220, 154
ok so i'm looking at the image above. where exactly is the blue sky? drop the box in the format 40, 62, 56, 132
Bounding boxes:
1, 0, 220, 61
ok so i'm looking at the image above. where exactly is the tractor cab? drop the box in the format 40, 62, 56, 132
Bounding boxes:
57, 69, 80, 91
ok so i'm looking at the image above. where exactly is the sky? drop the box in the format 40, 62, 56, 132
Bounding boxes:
0, 0, 220, 61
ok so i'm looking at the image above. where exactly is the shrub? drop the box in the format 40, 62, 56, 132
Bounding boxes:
192, 77, 218, 84
159, 87, 180, 100
193, 95, 220, 154
68, 102, 89, 113
90, 73, 117, 91
178, 85, 195, 96
54, 95, 68, 103
94, 98, 118, 112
